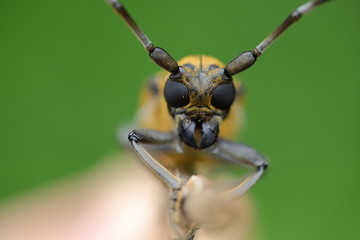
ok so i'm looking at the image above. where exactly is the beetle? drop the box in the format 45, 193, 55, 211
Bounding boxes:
106, 0, 329, 239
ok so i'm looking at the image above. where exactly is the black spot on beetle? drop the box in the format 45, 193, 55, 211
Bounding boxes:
183, 63, 195, 70
148, 78, 159, 95
208, 64, 219, 71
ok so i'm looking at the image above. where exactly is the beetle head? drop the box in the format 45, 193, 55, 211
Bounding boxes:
164, 56, 236, 149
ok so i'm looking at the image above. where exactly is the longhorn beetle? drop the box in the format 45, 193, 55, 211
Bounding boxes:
106, 0, 329, 239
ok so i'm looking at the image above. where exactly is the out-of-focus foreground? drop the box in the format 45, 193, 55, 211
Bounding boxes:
0, 153, 254, 240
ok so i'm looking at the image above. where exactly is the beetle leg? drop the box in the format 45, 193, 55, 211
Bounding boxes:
128, 129, 185, 238
184, 227, 199, 240
212, 139, 268, 199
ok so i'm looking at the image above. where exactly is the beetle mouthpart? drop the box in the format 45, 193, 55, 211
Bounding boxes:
178, 118, 219, 149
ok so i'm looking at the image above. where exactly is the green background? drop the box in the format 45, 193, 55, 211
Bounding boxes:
0, 0, 359, 239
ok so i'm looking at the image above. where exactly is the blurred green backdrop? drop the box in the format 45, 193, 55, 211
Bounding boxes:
0, 0, 359, 239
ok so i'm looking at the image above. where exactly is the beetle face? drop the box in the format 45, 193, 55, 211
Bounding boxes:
163, 55, 236, 149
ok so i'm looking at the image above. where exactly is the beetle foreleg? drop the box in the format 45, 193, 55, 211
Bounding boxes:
212, 139, 268, 199
128, 129, 185, 239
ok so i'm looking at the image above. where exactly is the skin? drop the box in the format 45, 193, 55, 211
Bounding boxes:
0, 153, 255, 240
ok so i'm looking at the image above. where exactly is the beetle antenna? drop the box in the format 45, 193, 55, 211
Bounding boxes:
226, 0, 330, 76
106, 0, 179, 74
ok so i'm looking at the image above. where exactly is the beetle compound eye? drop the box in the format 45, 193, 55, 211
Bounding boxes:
211, 83, 236, 110
164, 80, 190, 108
